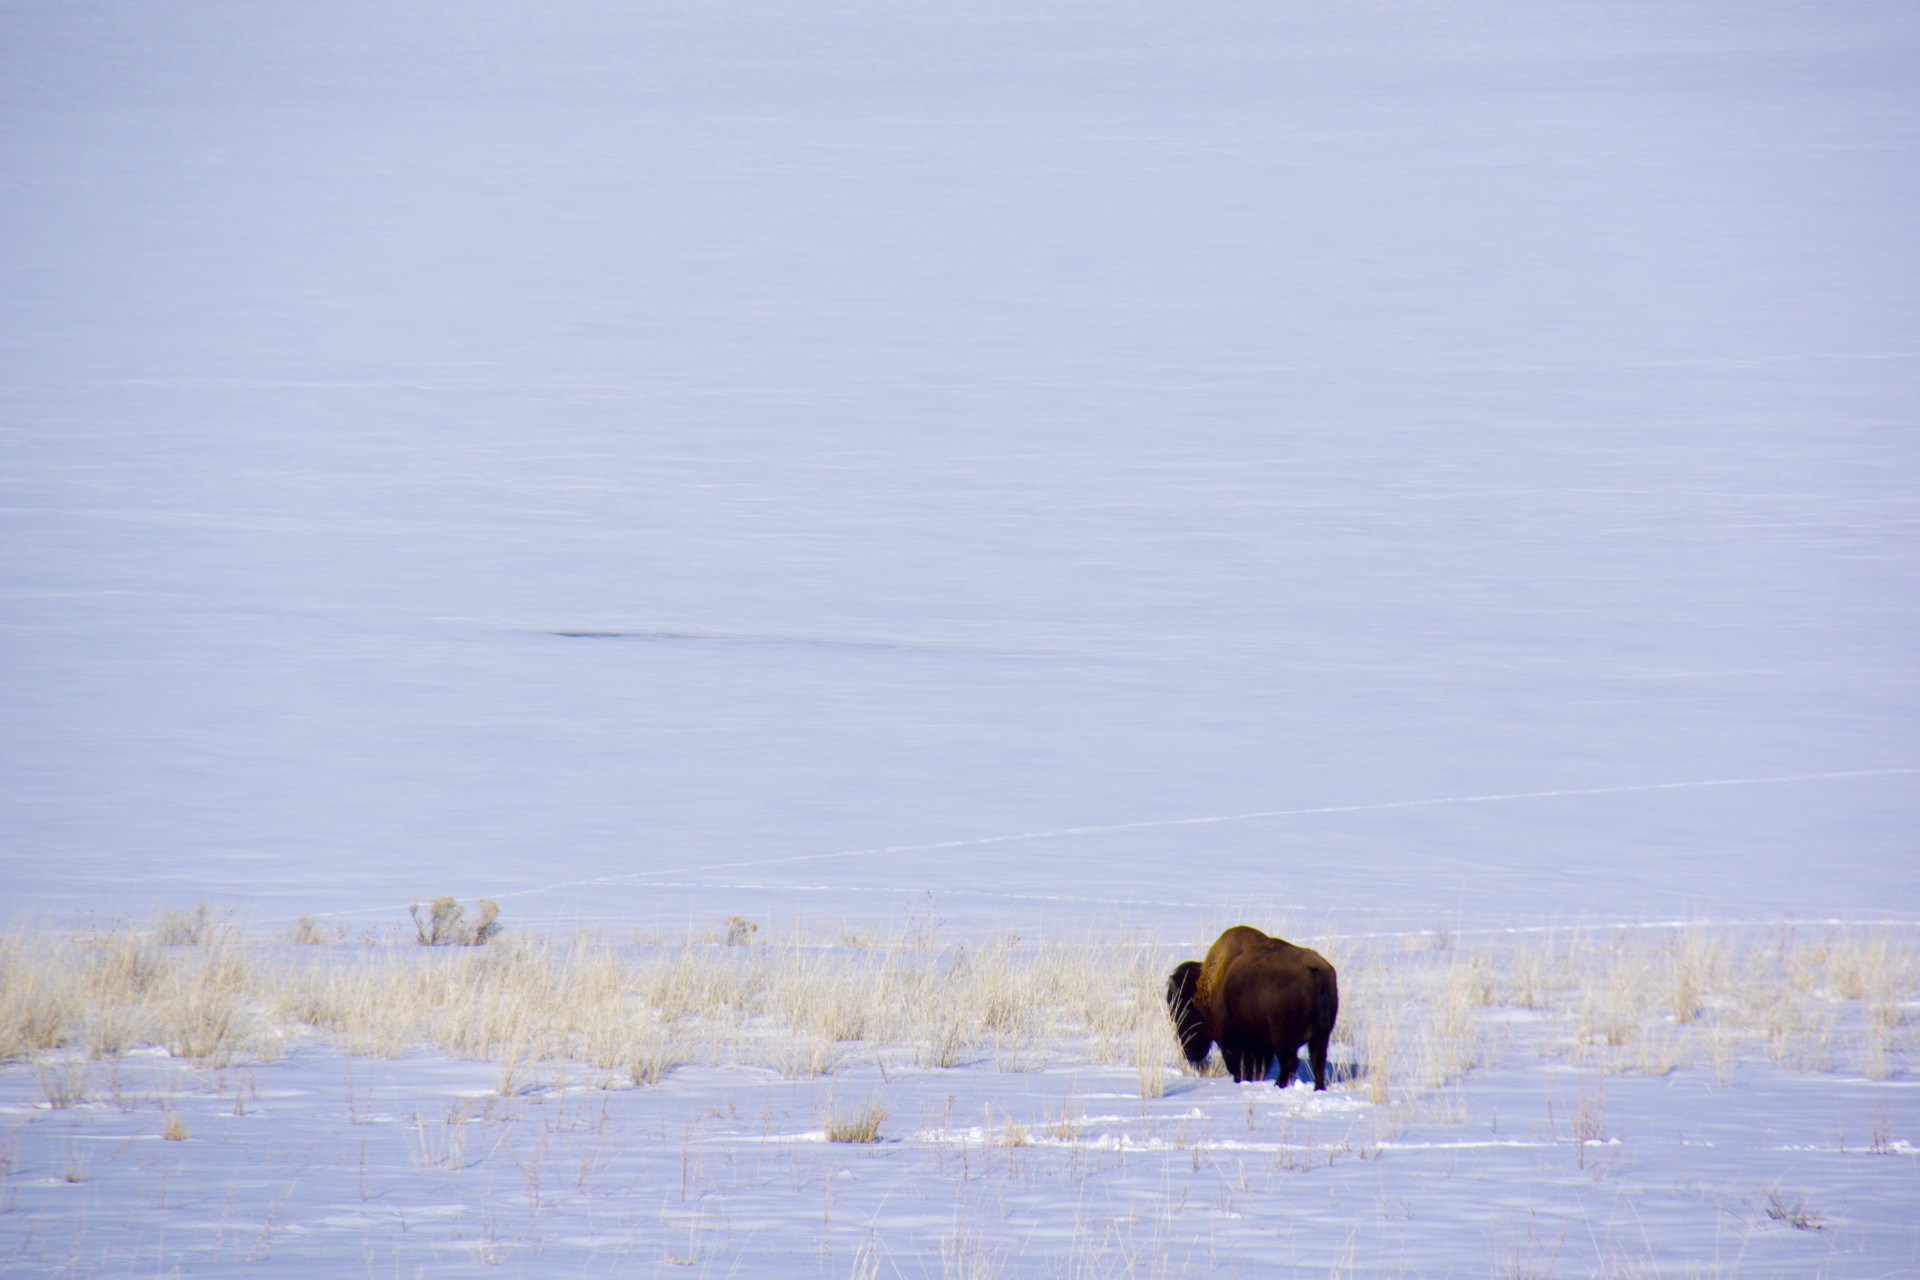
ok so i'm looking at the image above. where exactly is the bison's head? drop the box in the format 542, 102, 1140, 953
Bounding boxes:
1164, 960, 1213, 1066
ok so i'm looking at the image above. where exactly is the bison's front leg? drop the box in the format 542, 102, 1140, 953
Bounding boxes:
1222, 1042, 1268, 1083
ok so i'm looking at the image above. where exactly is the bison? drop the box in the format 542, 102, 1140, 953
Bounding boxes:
1166, 925, 1339, 1090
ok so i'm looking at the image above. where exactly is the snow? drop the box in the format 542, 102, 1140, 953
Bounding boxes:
4, 970, 1917, 1277
3, 0, 1918, 1274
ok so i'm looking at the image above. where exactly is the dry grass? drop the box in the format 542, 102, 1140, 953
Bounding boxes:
1335, 923, 1918, 1107
2, 922, 261, 1068
824, 1100, 888, 1143
0, 915, 1189, 1091
1, 912, 1912, 1108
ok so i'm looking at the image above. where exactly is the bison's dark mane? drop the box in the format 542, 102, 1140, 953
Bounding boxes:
1164, 960, 1212, 1066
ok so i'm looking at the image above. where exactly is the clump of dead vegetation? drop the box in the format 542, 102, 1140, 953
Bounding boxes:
409, 897, 502, 947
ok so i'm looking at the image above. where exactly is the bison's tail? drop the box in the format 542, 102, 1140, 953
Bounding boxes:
1165, 961, 1213, 1066
1311, 964, 1339, 1039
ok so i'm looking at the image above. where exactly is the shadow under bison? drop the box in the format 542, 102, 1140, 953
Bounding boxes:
1166, 925, 1339, 1090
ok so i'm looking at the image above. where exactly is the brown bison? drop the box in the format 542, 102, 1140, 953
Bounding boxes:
1166, 925, 1339, 1090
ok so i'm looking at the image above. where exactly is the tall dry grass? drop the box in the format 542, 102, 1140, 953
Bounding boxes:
1336, 923, 1918, 1104
0, 915, 1189, 1091
2, 912, 1911, 1104
1, 922, 262, 1068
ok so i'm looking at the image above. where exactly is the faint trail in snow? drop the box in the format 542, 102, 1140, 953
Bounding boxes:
284, 764, 1915, 925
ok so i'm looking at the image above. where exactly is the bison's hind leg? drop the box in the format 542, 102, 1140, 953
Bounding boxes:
1268, 1022, 1306, 1089
1307, 962, 1338, 1091
1307, 1028, 1331, 1091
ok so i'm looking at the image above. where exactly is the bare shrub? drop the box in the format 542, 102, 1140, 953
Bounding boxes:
409, 897, 502, 946
155, 903, 219, 947
289, 915, 344, 945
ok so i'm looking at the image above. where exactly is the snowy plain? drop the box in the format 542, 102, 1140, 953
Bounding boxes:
3, 0, 1919, 1275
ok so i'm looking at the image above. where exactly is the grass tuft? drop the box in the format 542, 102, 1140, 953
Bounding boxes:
825, 1101, 887, 1143
1763, 1189, 1824, 1231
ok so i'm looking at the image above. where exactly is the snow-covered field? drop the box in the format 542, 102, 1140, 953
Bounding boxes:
3, 917, 1917, 1277
3, 0, 1917, 1274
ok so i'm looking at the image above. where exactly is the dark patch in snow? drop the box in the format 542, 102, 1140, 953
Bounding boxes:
550, 629, 1046, 657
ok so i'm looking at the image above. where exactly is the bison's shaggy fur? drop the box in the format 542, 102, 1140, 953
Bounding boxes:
1165, 925, 1339, 1090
